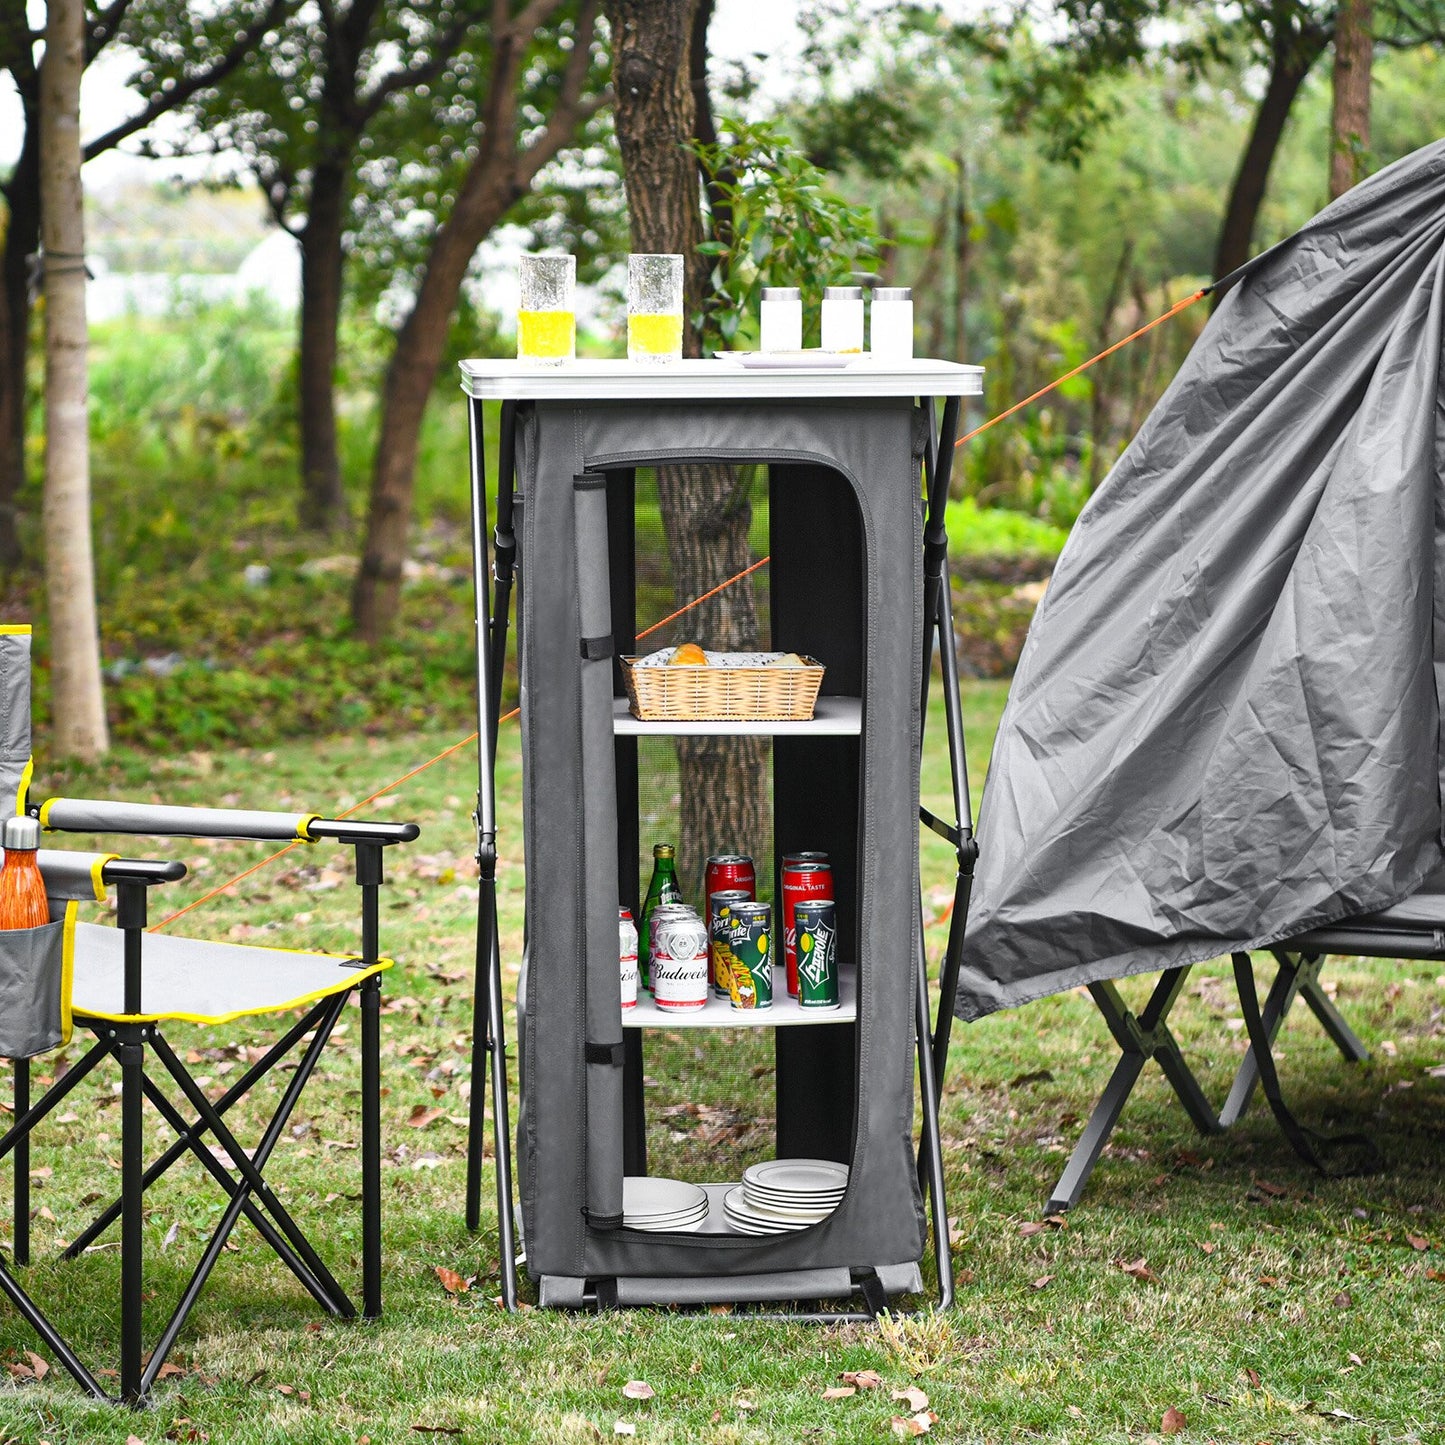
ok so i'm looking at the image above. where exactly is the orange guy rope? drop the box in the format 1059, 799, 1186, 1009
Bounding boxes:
154, 289, 1208, 931
954, 289, 1207, 450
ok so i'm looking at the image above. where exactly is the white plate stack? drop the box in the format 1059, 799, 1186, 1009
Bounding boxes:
622, 1176, 709, 1233
723, 1158, 849, 1235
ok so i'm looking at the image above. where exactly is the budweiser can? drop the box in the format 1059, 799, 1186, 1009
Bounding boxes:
709, 889, 753, 997
782, 859, 833, 997
706, 853, 756, 905
649, 905, 710, 1013
619, 907, 639, 1010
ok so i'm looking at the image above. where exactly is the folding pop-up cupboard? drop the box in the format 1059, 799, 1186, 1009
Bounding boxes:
460, 359, 982, 1315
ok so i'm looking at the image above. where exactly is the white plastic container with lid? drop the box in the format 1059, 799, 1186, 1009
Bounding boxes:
870, 286, 914, 361
760, 286, 803, 353
820, 286, 864, 353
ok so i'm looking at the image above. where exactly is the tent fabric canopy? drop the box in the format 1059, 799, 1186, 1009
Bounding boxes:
957, 139, 1445, 1022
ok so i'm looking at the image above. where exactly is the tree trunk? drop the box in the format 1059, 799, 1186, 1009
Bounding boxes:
608, 0, 766, 893
0, 119, 40, 568
40, 0, 107, 759
1329, 0, 1372, 199
951, 153, 969, 362
297, 158, 350, 531
1212, 20, 1326, 284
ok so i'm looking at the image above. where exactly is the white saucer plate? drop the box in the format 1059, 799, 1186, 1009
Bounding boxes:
623, 1177, 708, 1218
742, 1159, 849, 1196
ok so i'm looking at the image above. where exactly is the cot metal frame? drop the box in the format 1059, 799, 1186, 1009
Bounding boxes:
1046, 952, 1370, 1213
462, 386, 977, 1319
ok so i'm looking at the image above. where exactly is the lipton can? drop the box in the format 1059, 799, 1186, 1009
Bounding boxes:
722, 900, 771, 1010
649, 905, 709, 1013
709, 888, 752, 997
619, 907, 639, 1010
794, 899, 838, 1009
781, 859, 833, 997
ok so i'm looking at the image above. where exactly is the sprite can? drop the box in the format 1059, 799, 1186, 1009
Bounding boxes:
722, 900, 772, 1010
709, 889, 753, 997
794, 899, 838, 1009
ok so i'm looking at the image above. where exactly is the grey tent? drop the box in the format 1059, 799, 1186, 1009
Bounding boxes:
959, 138, 1445, 1023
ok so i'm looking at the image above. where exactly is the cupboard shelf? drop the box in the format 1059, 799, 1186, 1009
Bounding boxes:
622, 967, 857, 1029
611, 695, 862, 737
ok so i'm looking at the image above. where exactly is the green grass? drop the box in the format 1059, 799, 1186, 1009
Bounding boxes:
945, 497, 1069, 560
0, 678, 1441, 1442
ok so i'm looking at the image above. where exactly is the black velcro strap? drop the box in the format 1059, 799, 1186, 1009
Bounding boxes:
583, 1210, 623, 1232
581, 635, 614, 661
857, 1270, 889, 1319
585, 1040, 625, 1066
593, 1276, 620, 1309
573, 471, 607, 490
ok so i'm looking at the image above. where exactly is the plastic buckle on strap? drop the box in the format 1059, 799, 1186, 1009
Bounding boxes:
592, 1277, 620, 1310
585, 1040, 625, 1067
857, 1270, 889, 1319
580, 636, 614, 662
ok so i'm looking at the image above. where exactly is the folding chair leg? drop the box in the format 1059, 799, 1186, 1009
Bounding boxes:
63, 1003, 329, 1261
1047, 968, 1223, 1213
1299, 967, 1370, 1061
361, 974, 382, 1319
14, 1058, 28, 1268
118, 1029, 146, 1404
0, 1262, 109, 1399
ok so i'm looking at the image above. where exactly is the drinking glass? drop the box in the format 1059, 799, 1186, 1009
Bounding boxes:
627, 253, 684, 363
517, 254, 576, 365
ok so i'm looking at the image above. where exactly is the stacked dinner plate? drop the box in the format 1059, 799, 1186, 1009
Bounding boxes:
622, 1176, 709, 1233
723, 1158, 849, 1235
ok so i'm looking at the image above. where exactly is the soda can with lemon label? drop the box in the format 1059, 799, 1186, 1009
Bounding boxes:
709, 889, 752, 997
794, 899, 839, 1009
724, 901, 772, 1010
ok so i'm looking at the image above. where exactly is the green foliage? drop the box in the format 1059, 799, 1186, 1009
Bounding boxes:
690, 118, 879, 348
946, 496, 1069, 557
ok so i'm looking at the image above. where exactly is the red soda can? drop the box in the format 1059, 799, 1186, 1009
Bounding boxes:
706, 853, 756, 903
781, 859, 833, 997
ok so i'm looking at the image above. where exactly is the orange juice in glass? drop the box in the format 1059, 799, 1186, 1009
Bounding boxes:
517, 254, 576, 365
627, 253, 684, 363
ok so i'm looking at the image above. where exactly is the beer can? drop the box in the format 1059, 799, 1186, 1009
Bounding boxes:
781, 860, 833, 997
722, 901, 772, 1011
649, 905, 709, 1013
794, 899, 838, 1009
709, 889, 753, 997
706, 853, 756, 905
619, 907, 639, 1010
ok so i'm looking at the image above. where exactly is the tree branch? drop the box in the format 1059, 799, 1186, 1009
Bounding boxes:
513, 0, 607, 190
86, 0, 132, 60
83, 0, 292, 160
359, 9, 474, 120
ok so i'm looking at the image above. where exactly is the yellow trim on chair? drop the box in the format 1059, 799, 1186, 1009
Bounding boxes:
73, 952, 394, 1027
37, 797, 56, 830
90, 852, 119, 902
296, 813, 320, 841
59, 901, 77, 1045
14, 755, 32, 818
0, 624, 31, 635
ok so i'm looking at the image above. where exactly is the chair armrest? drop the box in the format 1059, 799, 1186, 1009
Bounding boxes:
102, 858, 188, 887
38, 849, 186, 901
36, 799, 418, 847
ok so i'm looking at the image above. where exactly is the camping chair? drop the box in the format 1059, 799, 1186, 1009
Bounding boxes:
1045, 959, 1369, 1213
0, 628, 418, 1404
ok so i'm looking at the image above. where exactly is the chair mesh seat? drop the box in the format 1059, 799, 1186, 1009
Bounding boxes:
70, 923, 391, 1025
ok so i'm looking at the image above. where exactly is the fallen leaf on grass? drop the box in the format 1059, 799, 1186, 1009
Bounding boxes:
1406, 1234, 1430, 1252
1244, 1368, 1261, 1388
1118, 1257, 1158, 1283
406, 1105, 444, 1129
1426, 1268, 1445, 1282
1253, 1178, 1287, 1197
890, 1410, 938, 1436
821, 1386, 856, 1400
1031, 1275, 1054, 1290
1348, 1352, 1363, 1367
1161, 1405, 1186, 1434
1332, 1290, 1354, 1306
1017, 1214, 1067, 1238
892, 1387, 929, 1411
434, 1265, 472, 1295
622, 1380, 655, 1400
24, 1351, 48, 1380
1257, 1275, 1281, 1287
841, 1369, 884, 1389
1198, 1241, 1217, 1255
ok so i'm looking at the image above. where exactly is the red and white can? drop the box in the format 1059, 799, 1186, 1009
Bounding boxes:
619, 906, 639, 1010
649, 905, 709, 1013
705, 853, 756, 905
781, 858, 833, 997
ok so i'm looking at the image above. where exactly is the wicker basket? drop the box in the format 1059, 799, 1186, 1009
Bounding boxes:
621, 655, 825, 722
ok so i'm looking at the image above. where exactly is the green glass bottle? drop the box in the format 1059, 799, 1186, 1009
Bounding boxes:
639, 843, 683, 991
